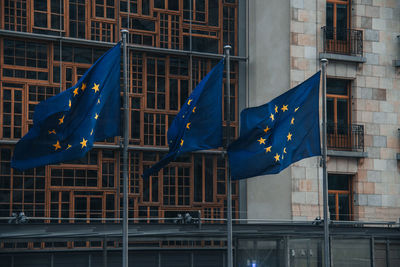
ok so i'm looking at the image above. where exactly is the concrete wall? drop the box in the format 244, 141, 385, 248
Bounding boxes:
246, 0, 292, 220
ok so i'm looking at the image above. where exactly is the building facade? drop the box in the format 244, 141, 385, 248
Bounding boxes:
1, 0, 400, 266
248, 0, 400, 223
0, 0, 242, 246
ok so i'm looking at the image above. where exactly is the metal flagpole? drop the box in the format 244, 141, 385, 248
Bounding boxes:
121, 29, 129, 267
321, 58, 330, 267
224, 45, 233, 267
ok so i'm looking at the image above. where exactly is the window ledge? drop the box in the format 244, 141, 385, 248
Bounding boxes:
327, 149, 368, 158
395, 60, 400, 67
319, 53, 367, 63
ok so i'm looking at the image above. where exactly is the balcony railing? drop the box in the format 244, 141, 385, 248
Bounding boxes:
322, 27, 363, 57
327, 123, 364, 152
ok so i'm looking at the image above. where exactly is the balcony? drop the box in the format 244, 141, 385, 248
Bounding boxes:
320, 27, 366, 63
327, 123, 367, 158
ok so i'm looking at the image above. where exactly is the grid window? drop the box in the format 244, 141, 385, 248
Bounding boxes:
131, 53, 143, 94
69, 0, 86, 38
1, 86, 23, 139
50, 191, 71, 223
144, 113, 167, 146
50, 168, 98, 187
146, 57, 166, 110
91, 20, 115, 42
3, 39, 48, 69
12, 167, 46, 218
33, 0, 64, 31
223, 5, 236, 53
94, 0, 115, 19
4, 0, 28, 32
0, 148, 12, 217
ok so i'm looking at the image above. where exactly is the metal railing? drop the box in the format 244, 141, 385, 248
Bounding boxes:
322, 26, 363, 57
327, 123, 364, 151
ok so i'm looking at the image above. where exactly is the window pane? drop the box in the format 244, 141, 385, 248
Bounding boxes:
328, 174, 349, 190
327, 79, 348, 95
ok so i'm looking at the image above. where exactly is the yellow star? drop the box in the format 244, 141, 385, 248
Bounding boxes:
192, 106, 196, 113
66, 144, 72, 150
92, 83, 100, 93
53, 140, 61, 150
257, 137, 266, 144
264, 126, 270, 133
186, 122, 191, 129
291, 117, 295, 125
73, 87, 79, 96
274, 153, 280, 162
180, 139, 184, 146
69, 100, 71, 108
94, 113, 99, 120
81, 83, 86, 91
281, 105, 288, 112
90, 129, 93, 135
287, 132, 292, 141
270, 113, 274, 121
275, 105, 278, 113
187, 99, 192, 105
295, 107, 299, 112
58, 115, 65, 125
80, 138, 88, 148
48, 129, 56, 134
265, 146, 272, 153
97, 99, 101, 104
283, 147, 287, 154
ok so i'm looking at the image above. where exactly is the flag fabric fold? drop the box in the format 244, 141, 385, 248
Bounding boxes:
228, 71, 321, 180
11, 43, 121, 170
143, 59, 224, 178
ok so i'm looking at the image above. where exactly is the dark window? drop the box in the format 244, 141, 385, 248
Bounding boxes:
328, 174, 352, 221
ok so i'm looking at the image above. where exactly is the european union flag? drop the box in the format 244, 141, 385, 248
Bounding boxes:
228, 72, 321, 180
143, 59, 224, 178
11, 43, 121, 171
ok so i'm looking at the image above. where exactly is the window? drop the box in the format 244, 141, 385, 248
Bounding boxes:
3, 39, 48, 81
327, 78, 351, 149
326, 0, 350, 40
4, 0, 28, 32
93, 0, 115, 19
33, 0, 65, 31
69, 0, 86, 38
1, 84, 23, 139
328, 174, 352, 221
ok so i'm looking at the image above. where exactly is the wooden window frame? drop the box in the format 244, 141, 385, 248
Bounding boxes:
328, 173, 353, 221
31, 0, 67, 32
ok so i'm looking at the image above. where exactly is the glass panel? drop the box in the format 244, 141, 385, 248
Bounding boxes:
194, 155, 202, 202
337, 98, 348, 129
332, 239, 371, 267
338, 194, 350, 220
328, 194, 336, 220
327, 79, 348, 95
328, 174, 349, 190
336, 4, 348, 40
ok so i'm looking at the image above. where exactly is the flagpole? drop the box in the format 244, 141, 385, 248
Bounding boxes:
224, 45, 233, 267
121, 29, 129, 267
321, 58, 330, 267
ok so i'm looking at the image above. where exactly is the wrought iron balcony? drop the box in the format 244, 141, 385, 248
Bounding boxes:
322, 27, 363, 57
327, 123, 364, 152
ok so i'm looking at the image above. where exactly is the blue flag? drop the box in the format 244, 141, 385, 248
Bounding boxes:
11, 43, 121, 170
143, 59, 224, 178
228, 72, 321, 180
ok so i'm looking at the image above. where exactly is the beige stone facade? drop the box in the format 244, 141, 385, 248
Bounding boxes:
289, 0, 400, 221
